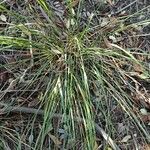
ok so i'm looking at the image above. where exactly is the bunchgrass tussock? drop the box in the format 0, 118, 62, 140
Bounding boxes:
0, 0, 150, 149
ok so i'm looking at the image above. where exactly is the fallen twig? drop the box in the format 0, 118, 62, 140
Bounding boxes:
0, 102, 120, 150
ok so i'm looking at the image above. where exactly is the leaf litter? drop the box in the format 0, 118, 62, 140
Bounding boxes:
0, 0, 150, 149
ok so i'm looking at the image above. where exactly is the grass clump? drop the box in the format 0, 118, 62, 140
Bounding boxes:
0, 0, 150, 149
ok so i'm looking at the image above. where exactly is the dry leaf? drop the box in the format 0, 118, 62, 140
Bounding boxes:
140, 108, 148, 115
109, 35, 117, 43
70, 0, 79, 7
28, 99, 39, 107
140, 114, 150, 123
101, 17, 109, 27
0, 14, 7, 22
121, 135, 131, 143
133, 63, 143, 73
48, 133, 61, 147
117, 123, 126, 134
104, 37, 112, 48
142, 144, 150, 150
28, 133, 34, 145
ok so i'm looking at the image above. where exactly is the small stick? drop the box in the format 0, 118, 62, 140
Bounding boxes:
0, 102, 120, 150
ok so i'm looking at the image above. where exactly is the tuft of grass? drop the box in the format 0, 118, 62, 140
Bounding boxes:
0, 0, 150, 149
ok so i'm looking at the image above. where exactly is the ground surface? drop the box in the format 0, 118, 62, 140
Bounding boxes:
0, 0, 150, 150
